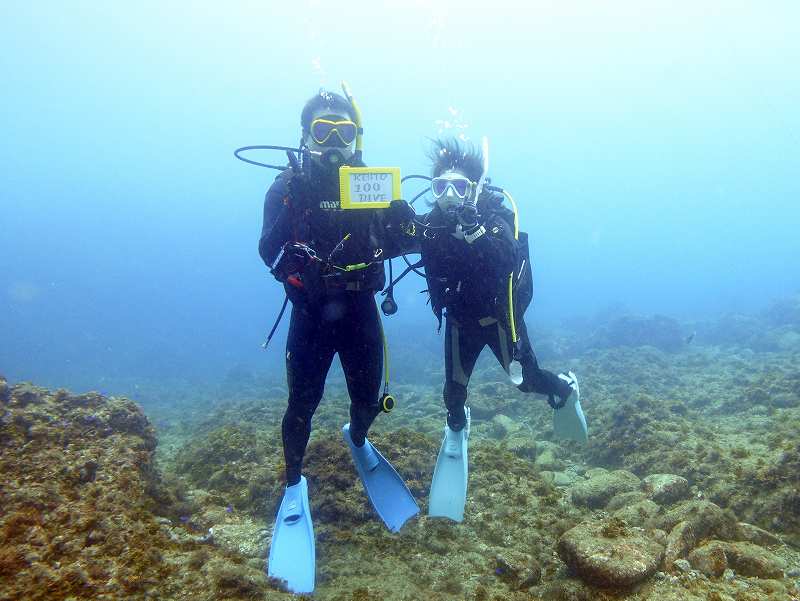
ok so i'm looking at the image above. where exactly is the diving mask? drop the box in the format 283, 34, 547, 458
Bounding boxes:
310, 118, 358, 146
431, 174, 475, 200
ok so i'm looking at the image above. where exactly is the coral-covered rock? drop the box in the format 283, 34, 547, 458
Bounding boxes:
642, 474, 690, 505
535, 446, 564, 472
570, 470, 641, 509
488, 414, 519, 439
209, 520, 269, 559
557, 518, 665, 588
688, 541, 729, 577
493, 552, 541, 590
689, 540, 786, 579
651, 500, 738, 541
0, 383, 272, 600
736, 522, 781, 547
663, 520, 696, 572
606, 490, 648, 511
540, 578, 595, 600
613, 500, 661, 527
723, 541, 787, 579
0, 375, 9, 403
0, 384, 167, 598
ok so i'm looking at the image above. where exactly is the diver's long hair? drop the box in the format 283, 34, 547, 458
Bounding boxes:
427, 138, 484, 182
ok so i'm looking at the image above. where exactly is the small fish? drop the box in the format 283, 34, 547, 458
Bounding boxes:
684, 331, 696, 345
225, 505, 233, 513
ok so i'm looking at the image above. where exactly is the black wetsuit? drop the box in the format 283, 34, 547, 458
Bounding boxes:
420, 194, 571, 432
259, 162, 414, 486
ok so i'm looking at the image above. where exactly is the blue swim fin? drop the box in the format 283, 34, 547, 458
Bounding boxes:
343, 423, 420, 533
267, 476, 315, 594
428, 406, 470, 522
553, 371, 588, 442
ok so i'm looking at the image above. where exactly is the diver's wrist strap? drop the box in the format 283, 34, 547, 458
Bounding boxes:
463, 225, 486, 244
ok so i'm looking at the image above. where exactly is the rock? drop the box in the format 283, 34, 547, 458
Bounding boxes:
0, 383, 224, 600
468, 394, 513, 421
754, 579, 788, 595
642, 474, 690, 505
689, 541, 787, 579
210, 521, 269, 559
506, 436, 537, 459
673, 559, 692, 573
613, 500, 661, 527
650, 529, 667, 547
723, 568, 735, 581
606, 491, 648, 511
570, 470, 641, 509
0, 376, 9, 402
584, 467, 609, 479
535, 447, 564, 471
724, 542, 786, 579
663, 521, 696, 572
494, 552, 540, 590
650, 500, 738, 540
689, 541, 729, 577
553, 471, 578, 487
736, 522, 781, 547
9, 382, 43, 407
540, 471, 555, 485
489, 414, 518, 439
518, 561, 542, 590
494, 554, 521, 584
557, 518, 665, 588
541, 578, 594, 601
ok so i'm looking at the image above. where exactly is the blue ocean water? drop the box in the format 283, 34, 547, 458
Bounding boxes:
1, 2, 798, 391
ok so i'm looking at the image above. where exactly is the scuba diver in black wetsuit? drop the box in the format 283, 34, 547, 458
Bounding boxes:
420, 138, 575, 426
258, 87, 419, 594
388, 137, 586, 522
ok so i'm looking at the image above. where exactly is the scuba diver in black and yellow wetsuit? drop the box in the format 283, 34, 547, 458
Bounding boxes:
389, 137, 586, 523
258, 88, 419, 594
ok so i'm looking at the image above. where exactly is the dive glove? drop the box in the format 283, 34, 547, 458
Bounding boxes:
386, 199, 415, 226
287, 175, 314, 209
455, 203, 478, 228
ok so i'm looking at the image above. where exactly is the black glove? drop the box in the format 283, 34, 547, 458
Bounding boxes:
455, 203, 478, 228
386, 199, 415, 226
270, 242, 319, 284
287, 175, 314, 210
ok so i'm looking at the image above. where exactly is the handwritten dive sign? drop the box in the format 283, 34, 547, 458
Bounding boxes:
339, 167, 401, 210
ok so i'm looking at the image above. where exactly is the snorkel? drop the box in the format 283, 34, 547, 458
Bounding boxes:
452, 136, 489, 226
475, 136, 489, 205
341, 81, 363, 163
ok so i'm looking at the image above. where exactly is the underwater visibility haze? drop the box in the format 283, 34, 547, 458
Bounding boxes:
1, 2, 800, 600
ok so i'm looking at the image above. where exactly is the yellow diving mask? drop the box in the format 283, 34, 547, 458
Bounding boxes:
309, 118, 358, 146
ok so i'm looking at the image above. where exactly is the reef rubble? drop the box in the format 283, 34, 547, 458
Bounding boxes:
3, 299, 800, 600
